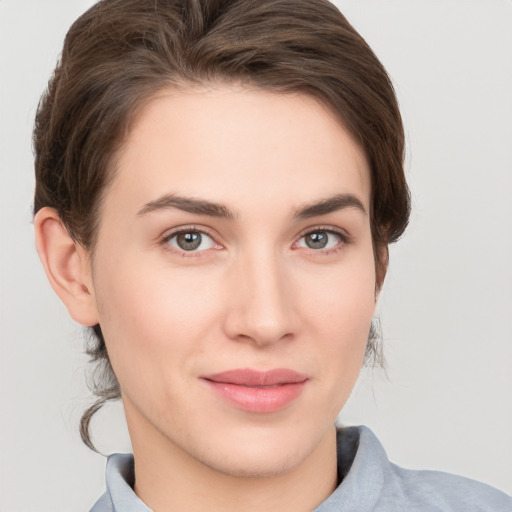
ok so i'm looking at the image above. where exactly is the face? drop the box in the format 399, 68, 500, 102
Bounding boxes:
87, 85, 377, 477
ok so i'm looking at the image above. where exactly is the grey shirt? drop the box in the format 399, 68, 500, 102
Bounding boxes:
90, 426, 512, 511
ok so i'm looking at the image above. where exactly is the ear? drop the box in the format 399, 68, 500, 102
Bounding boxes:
374, 243, 389, 300
34, 207, 99, 326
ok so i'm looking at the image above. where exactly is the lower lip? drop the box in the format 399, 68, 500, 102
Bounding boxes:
202, 380, 307, 413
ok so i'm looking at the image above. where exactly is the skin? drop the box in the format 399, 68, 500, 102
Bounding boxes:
35, 85, 380, 512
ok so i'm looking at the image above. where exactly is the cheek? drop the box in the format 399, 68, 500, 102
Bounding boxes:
317, 288, 374, 373
91, 254, 225, 376
91, 235, 376, 389
298, 250, 376, 391
302, 253, 376, 337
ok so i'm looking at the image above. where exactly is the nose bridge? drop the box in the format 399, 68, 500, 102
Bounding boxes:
225, 243, 296, 346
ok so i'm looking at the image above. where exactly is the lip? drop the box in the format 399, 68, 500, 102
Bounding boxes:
200, 368, 309, 413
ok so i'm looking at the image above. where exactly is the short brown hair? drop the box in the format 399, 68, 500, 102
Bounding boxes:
33, 0, 410, 450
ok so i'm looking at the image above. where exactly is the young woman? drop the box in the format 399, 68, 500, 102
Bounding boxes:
29, 0, 511, 510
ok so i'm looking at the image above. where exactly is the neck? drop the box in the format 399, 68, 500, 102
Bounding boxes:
128, 413, 338, 512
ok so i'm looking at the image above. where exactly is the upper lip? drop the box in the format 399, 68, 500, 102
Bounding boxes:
202, 368, 309, 387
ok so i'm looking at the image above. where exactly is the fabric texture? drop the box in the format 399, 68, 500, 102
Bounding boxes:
89, 426, 512, 512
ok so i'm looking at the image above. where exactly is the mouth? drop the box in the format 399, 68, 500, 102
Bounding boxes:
200, 368, 309, 413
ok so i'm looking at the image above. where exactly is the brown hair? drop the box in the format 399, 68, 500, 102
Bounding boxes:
34, 0, 410, 450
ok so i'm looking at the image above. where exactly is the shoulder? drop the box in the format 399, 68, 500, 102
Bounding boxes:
390, 462, 512, 511
316, 425, 512, 512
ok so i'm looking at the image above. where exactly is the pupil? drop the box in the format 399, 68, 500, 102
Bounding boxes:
177, 232, 201, 250
306, 231, 328, 249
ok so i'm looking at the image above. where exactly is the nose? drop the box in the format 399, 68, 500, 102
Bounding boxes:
222, 249, 299, 347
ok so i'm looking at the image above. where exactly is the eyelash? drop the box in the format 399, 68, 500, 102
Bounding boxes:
160, 225, 351, 257
294, 226, 351, 255
160, 226, 219, 257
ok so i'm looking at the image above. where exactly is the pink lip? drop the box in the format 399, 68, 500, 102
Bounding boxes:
201, 368, 309, 413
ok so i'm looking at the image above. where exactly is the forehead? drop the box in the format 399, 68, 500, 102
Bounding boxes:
106, 85, 371, 218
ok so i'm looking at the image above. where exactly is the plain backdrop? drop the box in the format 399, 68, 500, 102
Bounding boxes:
1, 1, 511, 510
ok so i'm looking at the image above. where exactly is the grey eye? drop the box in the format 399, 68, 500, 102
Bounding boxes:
297, 230, 342, 250
177, 232, 201, 250
304, 231, 329, 249
167, 231, 216, 252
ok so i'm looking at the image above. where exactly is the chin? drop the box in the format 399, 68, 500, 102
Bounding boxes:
188, 421, 330, 479
198, 443, 307, 479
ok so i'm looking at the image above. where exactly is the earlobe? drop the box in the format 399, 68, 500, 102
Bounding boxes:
34, 207, 99, 326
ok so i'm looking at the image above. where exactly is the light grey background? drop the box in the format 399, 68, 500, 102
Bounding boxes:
1, 1, 511, 510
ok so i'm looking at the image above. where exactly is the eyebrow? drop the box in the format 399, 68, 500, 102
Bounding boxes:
293, 193, 367, 219
137, 194, 235, 219
137, 193, 366, 220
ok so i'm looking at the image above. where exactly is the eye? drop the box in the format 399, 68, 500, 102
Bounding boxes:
165, 230, 217, 252
296, 229, 343, 251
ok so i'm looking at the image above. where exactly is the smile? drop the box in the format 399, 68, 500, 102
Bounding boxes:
201, 368, 309, 413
